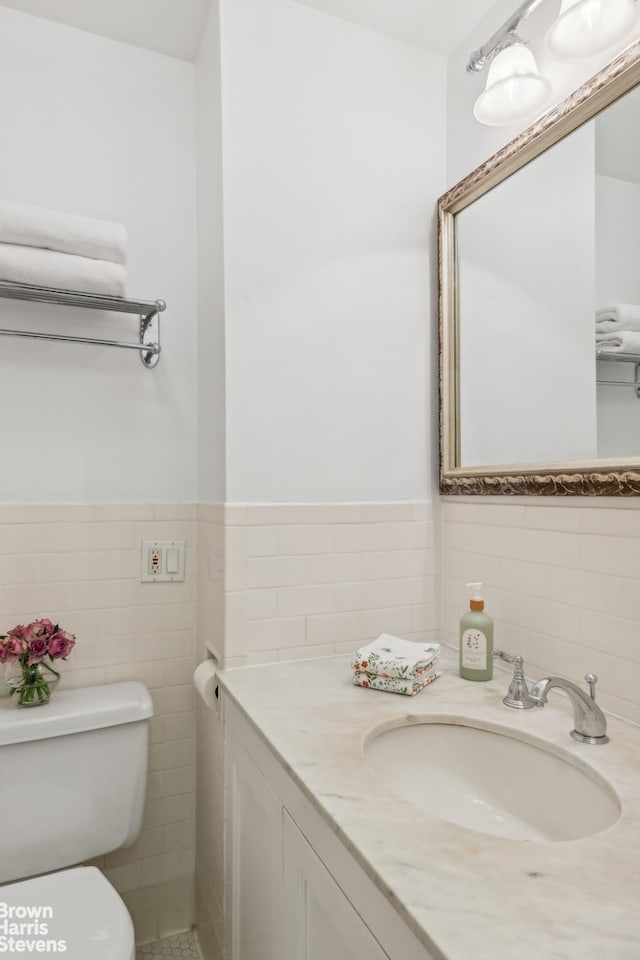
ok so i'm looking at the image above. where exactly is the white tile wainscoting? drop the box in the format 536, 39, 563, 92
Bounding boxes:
221, 501, 437, 666
441, 497, 640, 725
5, 496, 640, 960
194, 504, 225, 960
0, 503, 197, 943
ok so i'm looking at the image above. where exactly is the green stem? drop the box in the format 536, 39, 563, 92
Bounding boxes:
11, 661, 56, 705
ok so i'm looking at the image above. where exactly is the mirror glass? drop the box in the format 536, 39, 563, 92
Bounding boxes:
439, 47, 640, 495
457, 86, 640, 469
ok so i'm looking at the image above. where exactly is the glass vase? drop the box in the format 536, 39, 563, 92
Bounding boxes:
5, 660, 60, 707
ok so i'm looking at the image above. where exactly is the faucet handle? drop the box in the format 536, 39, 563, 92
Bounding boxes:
585, 673, 599, 700
494, 649, 517, 664
493, 649, 536, 710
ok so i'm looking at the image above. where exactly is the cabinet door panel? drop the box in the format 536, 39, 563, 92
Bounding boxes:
227, 738, 283, 960
284, 812, 389, 960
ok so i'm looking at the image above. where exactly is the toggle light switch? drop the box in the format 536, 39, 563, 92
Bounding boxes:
166, 548, 179, 575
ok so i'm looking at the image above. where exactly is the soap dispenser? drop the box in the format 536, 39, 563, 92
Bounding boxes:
459, 582, 494, 681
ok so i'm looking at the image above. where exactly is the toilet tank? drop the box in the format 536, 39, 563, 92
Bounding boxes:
0, 681, 153, 883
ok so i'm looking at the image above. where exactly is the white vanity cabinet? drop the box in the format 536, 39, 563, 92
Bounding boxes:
224, 699, 434, 960
226, 733, 284, 960
283, 813, 389, 960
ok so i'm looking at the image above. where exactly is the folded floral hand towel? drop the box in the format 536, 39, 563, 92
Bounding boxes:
0, 200, 127, 265
353, 668, 440, 696
0, 243, 127, 297
352, 634, 440, 680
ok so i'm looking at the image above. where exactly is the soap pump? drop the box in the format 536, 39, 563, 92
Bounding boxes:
459, 582, 494, 681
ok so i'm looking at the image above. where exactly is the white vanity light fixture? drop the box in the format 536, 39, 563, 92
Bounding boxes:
467, 0, 639, 126
473, 36, 552, 126
545, 0, 638, 61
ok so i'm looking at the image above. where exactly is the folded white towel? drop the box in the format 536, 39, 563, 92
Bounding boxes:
352, 634, 440, 680
596, 304, 640, 333
0, 201, 127, 266
353, 668, 440, 696
0, 243, 126, 297
596, 331, 640, 354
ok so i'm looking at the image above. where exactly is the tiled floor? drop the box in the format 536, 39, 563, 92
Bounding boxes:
136, 930, 201, 960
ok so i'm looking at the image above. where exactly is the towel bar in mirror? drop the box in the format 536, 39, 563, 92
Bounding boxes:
596, 355, 640, 399
0, 280, 166, 368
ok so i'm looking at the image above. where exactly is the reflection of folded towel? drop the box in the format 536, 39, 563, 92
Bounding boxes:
0, 201, 127, 265
596, 331, 640, 354
596, 305, 640, 332
0, 243, 127, 297
352, 634, 440, 679
353, 668, 440, 696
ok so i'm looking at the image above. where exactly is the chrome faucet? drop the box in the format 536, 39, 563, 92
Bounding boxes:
529, 673, 609, 745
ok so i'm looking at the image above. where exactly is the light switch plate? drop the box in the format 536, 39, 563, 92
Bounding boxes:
141, 540, 186, 582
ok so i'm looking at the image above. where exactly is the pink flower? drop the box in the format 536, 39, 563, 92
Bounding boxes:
27, 635, 49, 664
27, 619, 55, 642
5, 626, 29, 658
48, 629, 76, 660
0, 638, 16, 663
15, 620, 56, 664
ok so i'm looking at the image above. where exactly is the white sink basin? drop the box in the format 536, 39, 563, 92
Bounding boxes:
364, 720, 620, 842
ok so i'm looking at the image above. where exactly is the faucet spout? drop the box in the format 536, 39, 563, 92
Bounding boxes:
529, 674, 609, 745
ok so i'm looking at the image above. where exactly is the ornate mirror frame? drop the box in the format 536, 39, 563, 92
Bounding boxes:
439, 41, 640, 496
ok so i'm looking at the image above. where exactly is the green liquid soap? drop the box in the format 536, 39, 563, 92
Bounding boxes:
459, 581, 493, 681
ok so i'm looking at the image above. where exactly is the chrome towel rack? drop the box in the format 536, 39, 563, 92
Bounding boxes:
596, 351, 640, 399
0, 280, 166, 368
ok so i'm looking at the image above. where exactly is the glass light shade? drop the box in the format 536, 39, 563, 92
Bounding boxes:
473, 43, 552, 127
545, 0, 638, 62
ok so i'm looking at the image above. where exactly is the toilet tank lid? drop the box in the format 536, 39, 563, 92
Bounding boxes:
0, 680, 154, 746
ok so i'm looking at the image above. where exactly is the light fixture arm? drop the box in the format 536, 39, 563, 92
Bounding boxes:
466, 0, 548, 72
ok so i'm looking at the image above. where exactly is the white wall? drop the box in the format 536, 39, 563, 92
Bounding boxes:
220, 0, 446, 503
595, 175, 640, 306
0, 7, 198, 502
196, 0, 226, 503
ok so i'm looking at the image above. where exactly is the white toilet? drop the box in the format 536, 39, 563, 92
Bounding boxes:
0, 681, 154, 960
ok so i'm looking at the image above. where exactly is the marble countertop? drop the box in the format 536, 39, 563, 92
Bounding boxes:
218, 650, 640, 960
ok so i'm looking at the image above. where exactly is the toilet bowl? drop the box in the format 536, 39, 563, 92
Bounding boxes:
0, 681, 153, 959
1, 868, 135, 960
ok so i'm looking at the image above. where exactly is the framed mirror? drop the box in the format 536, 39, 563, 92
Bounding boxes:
439, 40, 640, 496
